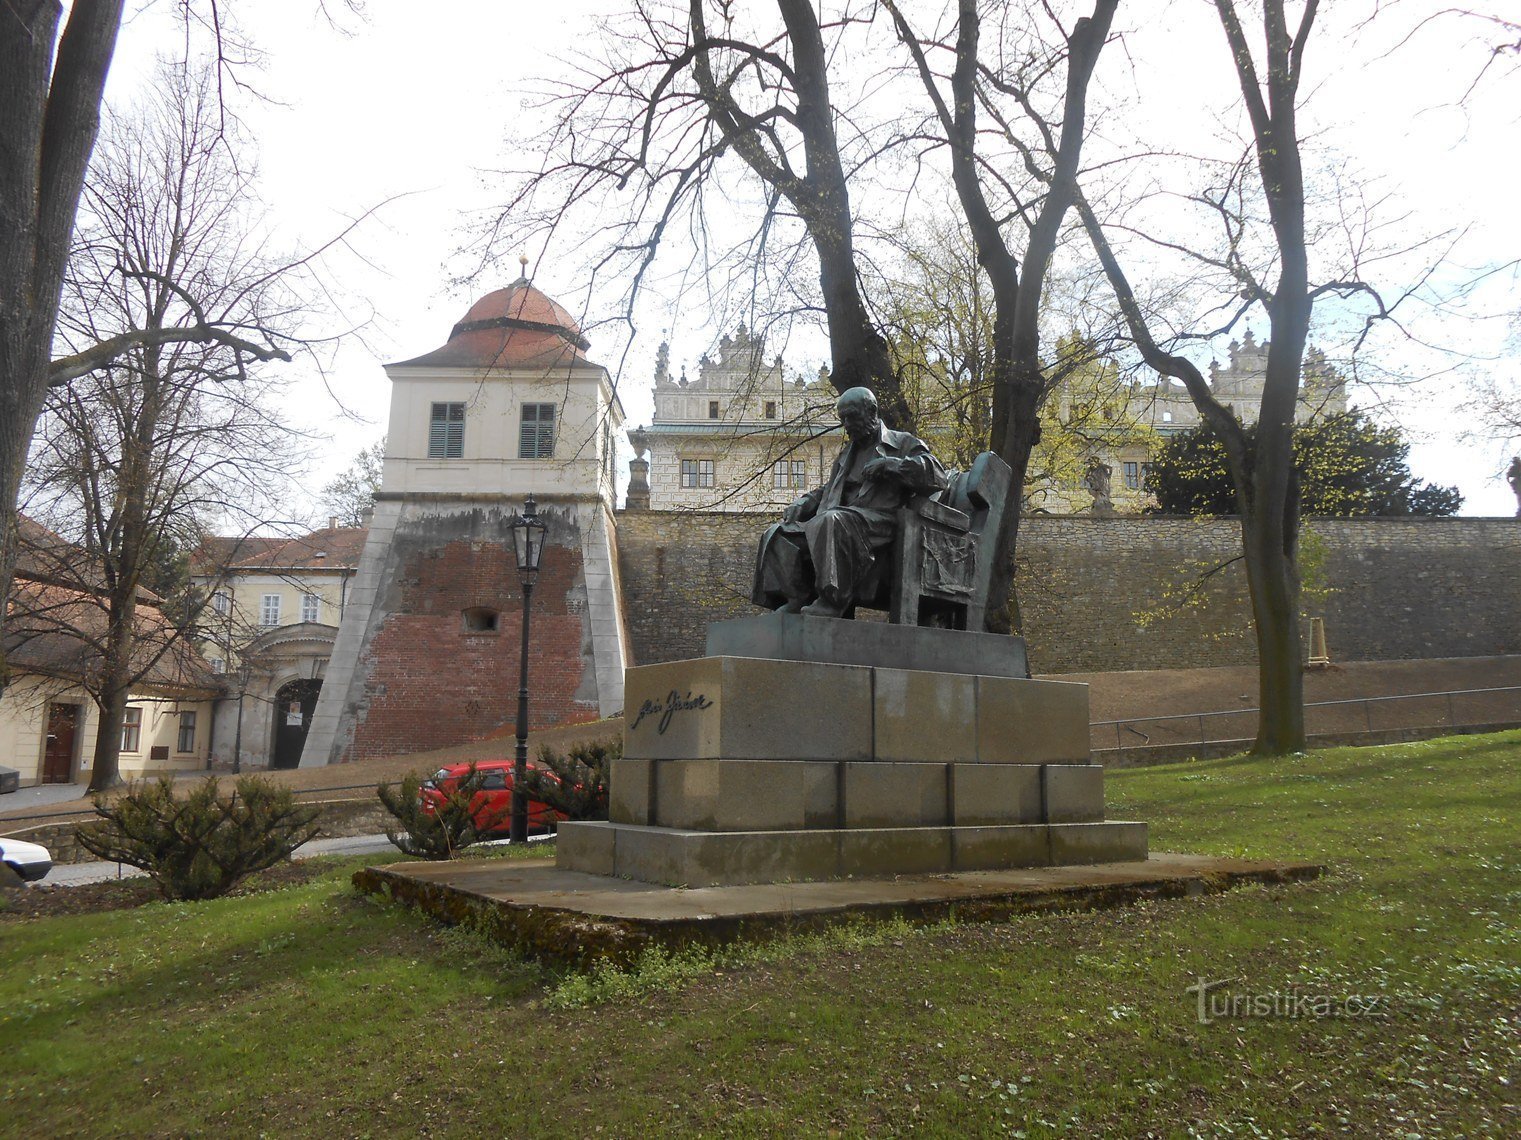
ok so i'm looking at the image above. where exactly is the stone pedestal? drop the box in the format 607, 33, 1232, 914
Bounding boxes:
558, 621, 1146, 887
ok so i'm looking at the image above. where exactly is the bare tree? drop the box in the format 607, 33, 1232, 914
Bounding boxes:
320, 438, 385, 527
501, 0, 1119, 634
21, 60, 312, 790
882, 0, 1117, 629
497, 1, 912, 426
1074, 0, 1385, 754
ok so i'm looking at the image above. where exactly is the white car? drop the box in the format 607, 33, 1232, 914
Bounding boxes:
0, 837, 53, 883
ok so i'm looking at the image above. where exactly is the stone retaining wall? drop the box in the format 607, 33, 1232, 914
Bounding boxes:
616, 512, 1521, 674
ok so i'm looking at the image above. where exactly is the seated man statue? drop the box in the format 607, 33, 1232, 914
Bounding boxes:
752, 386, 948, 618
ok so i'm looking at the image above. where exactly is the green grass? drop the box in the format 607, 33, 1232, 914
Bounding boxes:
4, 732, 1519, 1137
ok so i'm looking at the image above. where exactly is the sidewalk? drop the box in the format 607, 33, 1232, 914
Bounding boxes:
37, 832, 401, 887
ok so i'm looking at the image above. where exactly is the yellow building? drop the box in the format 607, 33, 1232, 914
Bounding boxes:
191, 524, 365, 769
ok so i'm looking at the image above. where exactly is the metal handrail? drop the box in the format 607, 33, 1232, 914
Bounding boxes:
1092, 684, 1521, 751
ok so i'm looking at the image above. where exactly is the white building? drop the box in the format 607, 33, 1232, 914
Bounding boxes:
299, 275, 630, 766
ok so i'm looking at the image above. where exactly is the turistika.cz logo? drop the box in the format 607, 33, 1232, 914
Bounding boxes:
1185, 976, 1386, 1025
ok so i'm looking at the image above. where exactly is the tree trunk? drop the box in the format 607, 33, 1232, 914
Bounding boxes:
0, 1, 125, 702
1241, 504, 1305, 754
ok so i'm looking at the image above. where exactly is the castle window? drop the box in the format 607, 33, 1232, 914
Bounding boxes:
708, 400, 720, 420
211, 657, 226, 674
301, 593, 320, 623
519, 403, 555, 459
462, 607, 501, 634
211, 590, 230, 614
1123, 462, 1140, 490
765, 401, 777, 419
428, 402, 465, 458
260, 594, 281, 626
681, 459, 715, 489
772, 459, 807, 489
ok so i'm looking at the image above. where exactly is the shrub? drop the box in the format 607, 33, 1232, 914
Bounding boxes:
519, 738, 619, 822
376, 762, 500, 860
76, 775, 321, 901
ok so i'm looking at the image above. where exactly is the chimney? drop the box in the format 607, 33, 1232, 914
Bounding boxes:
329, 516, 338, 530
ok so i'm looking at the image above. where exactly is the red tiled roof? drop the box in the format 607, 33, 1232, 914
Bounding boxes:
389, 278, 597, 371
4, 580, 222, 697
225, 526, 368, 570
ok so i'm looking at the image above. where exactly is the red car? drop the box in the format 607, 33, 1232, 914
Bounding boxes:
418, 760, 565, 836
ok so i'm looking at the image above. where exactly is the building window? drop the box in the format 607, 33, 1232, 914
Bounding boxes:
772, 459, 807, 489
177, 712, 197, 754
211, 657, 226, 674
681, 458, 716, 489
428, 402, 465, 458
1123, 462, 1152, 491
708, 400, 720, 420
211, 590, 230, 614
1162, 411, 1173, 423
260, 594, 281, 626
765, 401, 777, 420
519, 403, 555, 459
121, 707, 142, 753
301, 593, 320, 623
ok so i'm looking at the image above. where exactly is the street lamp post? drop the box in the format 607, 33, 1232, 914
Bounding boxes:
508, 496, 547, 844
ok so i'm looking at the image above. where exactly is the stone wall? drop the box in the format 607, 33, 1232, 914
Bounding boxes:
616, 511, 1521, 674
342, 504, 602, 762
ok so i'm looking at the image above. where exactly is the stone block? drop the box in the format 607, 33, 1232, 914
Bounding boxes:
1047, 821, 1149, 866
977, 676, 1090, 764
607, 824, 840, 887
950, 764, 1043, 826
838, 827, 951, 878
555, 820, 615, 876
705, 613, 1028, 678
950, 824, 1051, 871
608, 758, 653, 825
623, 656, 872, 762
842, 762, 948, 828
653, 760, 834, 831
874, 669, 977, 762
1042, 765, 1105, 824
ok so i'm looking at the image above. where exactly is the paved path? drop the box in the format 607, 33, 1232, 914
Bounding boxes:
33, 832, 550, 888
39, 832, 401, 887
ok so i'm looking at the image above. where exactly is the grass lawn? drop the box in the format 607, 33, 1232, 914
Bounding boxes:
3, 732, 1518, 1137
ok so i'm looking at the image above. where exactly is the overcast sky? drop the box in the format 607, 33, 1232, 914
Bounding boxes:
101, 0, 1520, 517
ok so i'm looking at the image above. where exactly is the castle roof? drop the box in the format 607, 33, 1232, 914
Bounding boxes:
389, 277, 595, 371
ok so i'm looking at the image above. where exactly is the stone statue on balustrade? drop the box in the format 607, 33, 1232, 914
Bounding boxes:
751, 386, 947, 619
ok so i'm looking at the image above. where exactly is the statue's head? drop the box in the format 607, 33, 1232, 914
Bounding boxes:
836, 387, 879, 443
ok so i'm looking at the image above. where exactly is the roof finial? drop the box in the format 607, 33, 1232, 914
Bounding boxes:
518, 254, 530, 281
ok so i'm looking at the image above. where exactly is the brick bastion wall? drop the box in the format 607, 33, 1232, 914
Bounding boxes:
615, 512, 1521, 674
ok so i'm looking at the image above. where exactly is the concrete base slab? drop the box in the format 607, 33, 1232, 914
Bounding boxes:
557, 817, 1147, 886
353, 852, 1324, 968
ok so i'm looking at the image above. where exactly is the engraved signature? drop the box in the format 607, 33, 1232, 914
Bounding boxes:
631, 689, 713, 734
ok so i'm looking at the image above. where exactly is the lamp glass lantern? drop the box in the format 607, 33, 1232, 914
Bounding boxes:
509, 495, 547, 586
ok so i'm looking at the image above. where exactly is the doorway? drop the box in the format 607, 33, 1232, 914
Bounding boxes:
271, 679, 322, 769
43, 703, 79, 783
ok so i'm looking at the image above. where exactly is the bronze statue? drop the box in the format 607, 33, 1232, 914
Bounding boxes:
752, 386, 947, 618
1508, 457, 1521, 518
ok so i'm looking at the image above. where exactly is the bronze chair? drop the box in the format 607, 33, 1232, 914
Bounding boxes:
857, 451, 1014, 630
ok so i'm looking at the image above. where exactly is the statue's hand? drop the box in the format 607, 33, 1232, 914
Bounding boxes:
861, 456, 901, 482
781, 500, 804, 524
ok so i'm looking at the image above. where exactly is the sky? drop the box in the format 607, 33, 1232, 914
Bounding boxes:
99, 0, 1521, 517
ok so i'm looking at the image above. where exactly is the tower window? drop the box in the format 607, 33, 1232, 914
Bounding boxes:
519, 403, 556, 459
428, 402, 465, 458
708, 400, 720, 419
